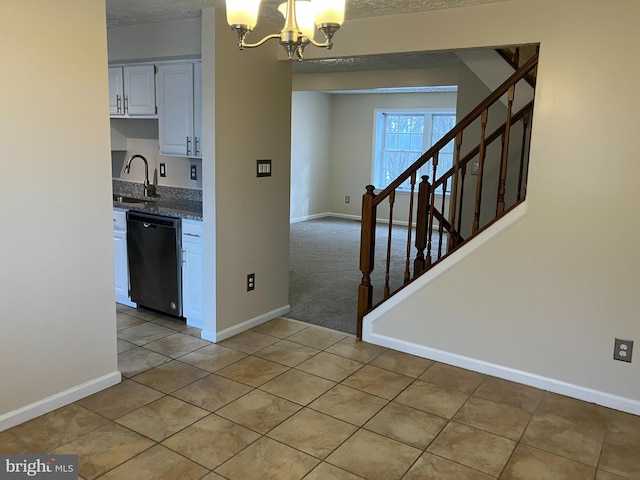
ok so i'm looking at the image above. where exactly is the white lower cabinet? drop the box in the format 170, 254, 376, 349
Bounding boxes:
113, 208, 135, 307
182, 219, 204, 328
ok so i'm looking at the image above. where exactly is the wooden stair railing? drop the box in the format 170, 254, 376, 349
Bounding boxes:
496, 46, 539, 87
357, 54, 538, 339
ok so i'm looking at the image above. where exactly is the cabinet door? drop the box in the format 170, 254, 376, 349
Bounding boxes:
114, 209, 135, 307
108, 67, 124, 116
114, 229, 128, 299
182, 220, 203, 328
123, 65, 156, 116
193, 62, 202, 159
157, 63, 194, 157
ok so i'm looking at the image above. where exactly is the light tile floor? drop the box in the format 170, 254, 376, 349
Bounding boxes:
2, 305, 640, 479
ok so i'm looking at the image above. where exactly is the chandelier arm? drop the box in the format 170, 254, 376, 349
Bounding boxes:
302, 36, 332, 49
241, 33, 282, 49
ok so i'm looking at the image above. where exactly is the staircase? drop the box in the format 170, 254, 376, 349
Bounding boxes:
357, 53, 539, 339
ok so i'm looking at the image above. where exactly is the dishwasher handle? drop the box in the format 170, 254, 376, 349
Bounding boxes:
127, 211, 180, 230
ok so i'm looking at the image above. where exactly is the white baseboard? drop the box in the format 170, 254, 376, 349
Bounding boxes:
361, 200, 639, 415
364, 331, 640, 416
290, 212, 360, 223
289, 212, 440, 229
186, 317, 203, 330
0, 371, 122, 431
115, 296, 136, 308
326, 212, 361, 221
201, 305, 291, 343
290, 213, 332, 223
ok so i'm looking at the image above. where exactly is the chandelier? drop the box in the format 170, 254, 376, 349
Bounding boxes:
225, 0, 346, 60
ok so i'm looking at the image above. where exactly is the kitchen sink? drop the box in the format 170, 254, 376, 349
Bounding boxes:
113, 194, 155, 204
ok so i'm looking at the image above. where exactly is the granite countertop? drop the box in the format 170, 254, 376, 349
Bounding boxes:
113, 196, 202, 220
112, 180, 203, 221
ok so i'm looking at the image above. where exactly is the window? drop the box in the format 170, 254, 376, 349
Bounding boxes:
373, 110, 456, 193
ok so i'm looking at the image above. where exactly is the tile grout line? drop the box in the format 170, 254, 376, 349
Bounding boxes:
7, 312, 634, 479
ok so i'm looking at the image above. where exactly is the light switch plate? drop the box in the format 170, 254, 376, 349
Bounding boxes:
257, 159, 272, 177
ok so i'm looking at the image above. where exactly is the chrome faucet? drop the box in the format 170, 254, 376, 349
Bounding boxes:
124, 154, 156, 197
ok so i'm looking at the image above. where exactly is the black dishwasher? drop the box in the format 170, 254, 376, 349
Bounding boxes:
126, 211, 182, 318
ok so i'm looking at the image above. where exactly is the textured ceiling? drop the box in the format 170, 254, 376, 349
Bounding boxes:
105, 0, 511, 74
290, 50, 460, 74
106, 0, 511, 29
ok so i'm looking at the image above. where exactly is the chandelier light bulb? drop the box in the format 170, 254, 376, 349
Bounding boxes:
312, 0, 345, 27
226, 0, 261, 30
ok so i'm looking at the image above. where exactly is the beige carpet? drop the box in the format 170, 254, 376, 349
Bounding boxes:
288, 217, 433, 334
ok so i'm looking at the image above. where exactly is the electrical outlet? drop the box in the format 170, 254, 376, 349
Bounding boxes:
190, 165, 197, 181
614, 338, 633, 362
247, 273, 255, 291
345, 196, 350, 204
159, 163, 166, 177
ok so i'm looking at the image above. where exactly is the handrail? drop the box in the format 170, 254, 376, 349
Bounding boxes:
356, 54, 538, 339
432, 100, 534, 190
372, 54, 538, 207
496, 46, 538, 87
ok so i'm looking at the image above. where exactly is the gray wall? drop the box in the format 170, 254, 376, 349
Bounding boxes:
1, 0, 118, 425
289, 85, 458, 223
344, 0, 640, 405
290, 92, 332, 221
211, 11, 292, 334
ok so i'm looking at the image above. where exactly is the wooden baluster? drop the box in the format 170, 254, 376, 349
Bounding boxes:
439, 177, 447, 258
472, 109, 489, 234
517, 111, 531, 202
513, 47, 520, 68
522, 109, 534, 200
357, 185, 376, 340
427, 152, 439, 266
448, 131, 463, 251
457, 163, 466, 237
384, 190, 395, 299
404, 172, 417, 284
497, 85, 515, 216
413, 175, 430, 278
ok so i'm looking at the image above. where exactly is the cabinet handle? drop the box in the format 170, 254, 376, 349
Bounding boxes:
116, 95, 122, 113
124, 95, 129, 114
182, 249, 186, 265
194, 137, 200, 157
186, 136, 192, 156
183, 233, 201, 238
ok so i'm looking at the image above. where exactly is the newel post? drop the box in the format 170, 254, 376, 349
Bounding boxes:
357, 185, 376, 339
414, 175, 430, 277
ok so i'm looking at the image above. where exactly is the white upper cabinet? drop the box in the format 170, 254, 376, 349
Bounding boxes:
109, 64, 156, 117
193, 62, 202, 157
108, 67, 124, 116
157, 61, 202, 158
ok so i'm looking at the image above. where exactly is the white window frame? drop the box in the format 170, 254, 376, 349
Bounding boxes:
372, 107, 456, 194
